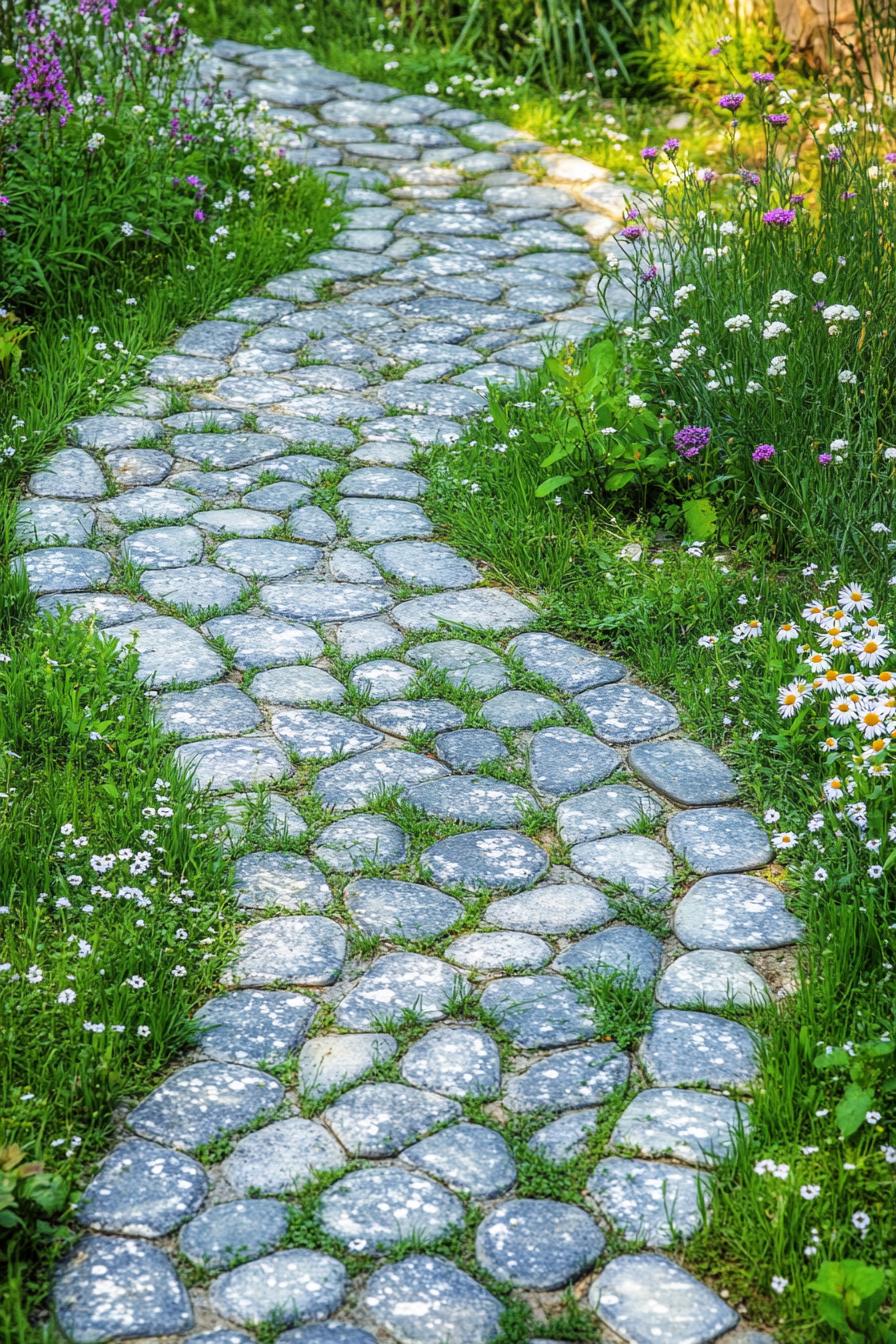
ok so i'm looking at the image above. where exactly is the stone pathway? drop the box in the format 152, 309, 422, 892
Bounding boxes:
22, 42, 797, 1344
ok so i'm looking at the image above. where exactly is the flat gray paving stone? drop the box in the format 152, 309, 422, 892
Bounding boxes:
674, 874, 803, 950
179, 1199, 289, 1270
208, 1250, 346, 1329
312, 814, 408, 872
361, 1254, 502, 1344
400, 1123, 516, 1198
228, 916, 345, 987
176, 320, 246, 358
242, 482, 313, 511
507, 632, 623, 693
192, 508, 279, 537
338, 467, 426, 499
17, 546, 110, 594
194, 989, 316, 1065
29, 447, 107, 499
527, 1109, 600, 1163
249, 665, 345, 706
393, 587, 535, 633
666, 807, 773, 874
278, 1329, 376, 1344
405, 775, 534, 826
554, 925, 662, 987
349, 659, 417, 701
104, 616, 224, 686
480, 975, 595, 1048
570, 834, 674, 904
480, 690, 561, 728
148, 353, 227, 385
121, 526, 204, 570
220, 793, 309, 847
155, 684, 261, 739
233, 852, 331, 913
75, 1139, 207, 1237
586, 1158, 710, 1246
476, 1199, 604, 1289
588, 1252, 737, 1344
261, 581, 391, 622
128, 1062, 283, 1151
335, 952, 465, 1029
221, 1118, 345, 1196
298, 1033, 397, 1099
322, 1083, 460, 1158
372, 540, 478, 589
400, 1025, 500, 1099
445, 931, 551, 971
611, 1088, 749, 1167
575, 683, 681, 744
105, 448, 173, 486
434, 728, 507, 770
203, 615, 323, 670
657, 950, 770, 1009
639, 1009, 759, 1090
16, 499, 94, 547
318, 1167, 464, 1253
363, 698, 465, 738
528, 727, 620, 799
337, 498, 432, 542
344, 879, 462, 938
556, 785, 662, 845
405, 638, 508, 691
503, 1043, 630, 1113
140, 564, 246, 612
287, 505, 339, 544
102, 485, 200, 524
629, 739, 738, 805
272, 708, 382, 760
328, 547, 383, 585
174, 736, 291, 792
486, 882, 611, 934
314, 749, 447, 811
71, 412, 164, 449
215, 539, 320, 578
53, 1235, 192, 1343
37, 591, 151, 628
171, 432, 286, 470
421, 830, 548, 893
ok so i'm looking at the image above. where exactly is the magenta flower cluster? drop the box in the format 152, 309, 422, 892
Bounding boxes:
11, 31, 74, 125
718, 91, 746, 112
762, 208, 796, 227
673, 425, 712, 459
752, 444, 776, 462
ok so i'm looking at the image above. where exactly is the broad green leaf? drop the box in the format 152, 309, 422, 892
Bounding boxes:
682, 496, 717, 541
835, 1082, 874, 1137
535, 474, 574, 497
605, 470, 635, 490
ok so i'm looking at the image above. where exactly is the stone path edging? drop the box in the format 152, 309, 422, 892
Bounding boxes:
21, 41, 791, 1344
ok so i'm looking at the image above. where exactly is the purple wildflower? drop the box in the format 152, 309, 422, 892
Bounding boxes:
751, 71, 775, 83
699, 168, 717, 184
0, 196, 8, 206
827, 146, 844, 162
674, 425, 712, 459
817, 452, 832, 464
78, 0, 118, 24
640, 264, 659, 283
641, 146, 659, 160
11, 32, 73, 126
619, 225, 645, 242
752, 443, 776, 462
762, 208, 796, 227
193, 208, 206, 222
790, 193, 806, 204
841, 190, 857, 199
663, 137, 680, 154
766, 113, 789, 126
718, 91, 746, 112
886, 152, 896, 164
740, 169, 761, 186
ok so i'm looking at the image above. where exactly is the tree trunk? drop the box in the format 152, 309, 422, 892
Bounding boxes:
773, 0, 895, 87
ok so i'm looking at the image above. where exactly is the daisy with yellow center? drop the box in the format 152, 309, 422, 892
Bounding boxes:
856, 637, 891, 668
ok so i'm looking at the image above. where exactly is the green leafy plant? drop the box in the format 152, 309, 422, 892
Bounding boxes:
808, 1260, 896, 1343
0, 314, 32, 381
0, 1145, 69, 1244
813, 1038, 896, 1139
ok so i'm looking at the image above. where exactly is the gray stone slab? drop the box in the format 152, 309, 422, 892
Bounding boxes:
480, 975, 595, 1048
242, 482, 312, 511
554, 925, 662, 987
220, 792, 308, 847
486, 882, 611, 934
405, 638, 508, 691
589, 1253, 738, 1344
179, 1199, 289, 1270
339, 467, 426, 499
155, 683, 261, 739
528, 727, 620, 799
576, 683, 681, 744
105, 448, 173, 486
527, 1109, 600, 1163
140, 564, 246, 612
215, 539, 320, 578
176, 321, 246, 358
667, 807, 772, 874
328, 547, 383, 585
406, 775, 534, 826
312, 814, 408, 872
639, 1009, 758, 1090
335, 619, 402, 658
204, 615, 323, 670
104, 616, 224, 686
372, 540, 478, 589
336, 952, 465, 1029
363, 698, 465, 739
344, 879, 462, 938
611, 1088, 749, 1167
504, 1044, 630, 1114
30, 448, 107, 499
102, 485, 200, 524
192, 507, 279, 538
629, 739, 738, 805
445, 931, 551, 971
323, 1083, 460, 1157
476, 1199, 604, 1289
221, 1118, 345, 1196
17, 499, 95, 546
657, 950, 770, 1009
17, 546, 110, 595
261, 581, 391, 622
148, 353, 228, 385
570, 834, 674, 904
298, 1033, 397, 1099
53, 1236, 192, 1343
556, 785, 662, 845
286, 505, 339, 544
172, 432, 286, 470
400, 1025, 500, 1099
337, 497, 432, 542
480, 690, 561, 728
434, 728, 508, 770
194, 989, 317, 1065
349, 659, 417, 701
71, 413, 165, 449
37, 591, 151, 628
314, 749, 447, 811
121, 525, 203, 570
278, 1328, 376, 1344
174, 736, 291, 792
228, 916, 345, 987
393, 587, 534, 633
76, 1139, 207, 1237
319, 1167, 464, 1252
128, 1062, 283, 1151
233, 852, 331, 913
361, 1255, 502, 1344
208, 1250, 346, 1329
421, 830, 548, 893
401, 1122, 515, 1198
250, 665, 345, 706
586, 1158, 709, 1246
271, 707, 382, 760
674, 874, 803, 950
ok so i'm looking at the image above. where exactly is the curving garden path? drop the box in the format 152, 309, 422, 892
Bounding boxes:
22, 41, 796, 1344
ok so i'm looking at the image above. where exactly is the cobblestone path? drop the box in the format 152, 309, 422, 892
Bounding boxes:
22, 41, 797, 1344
